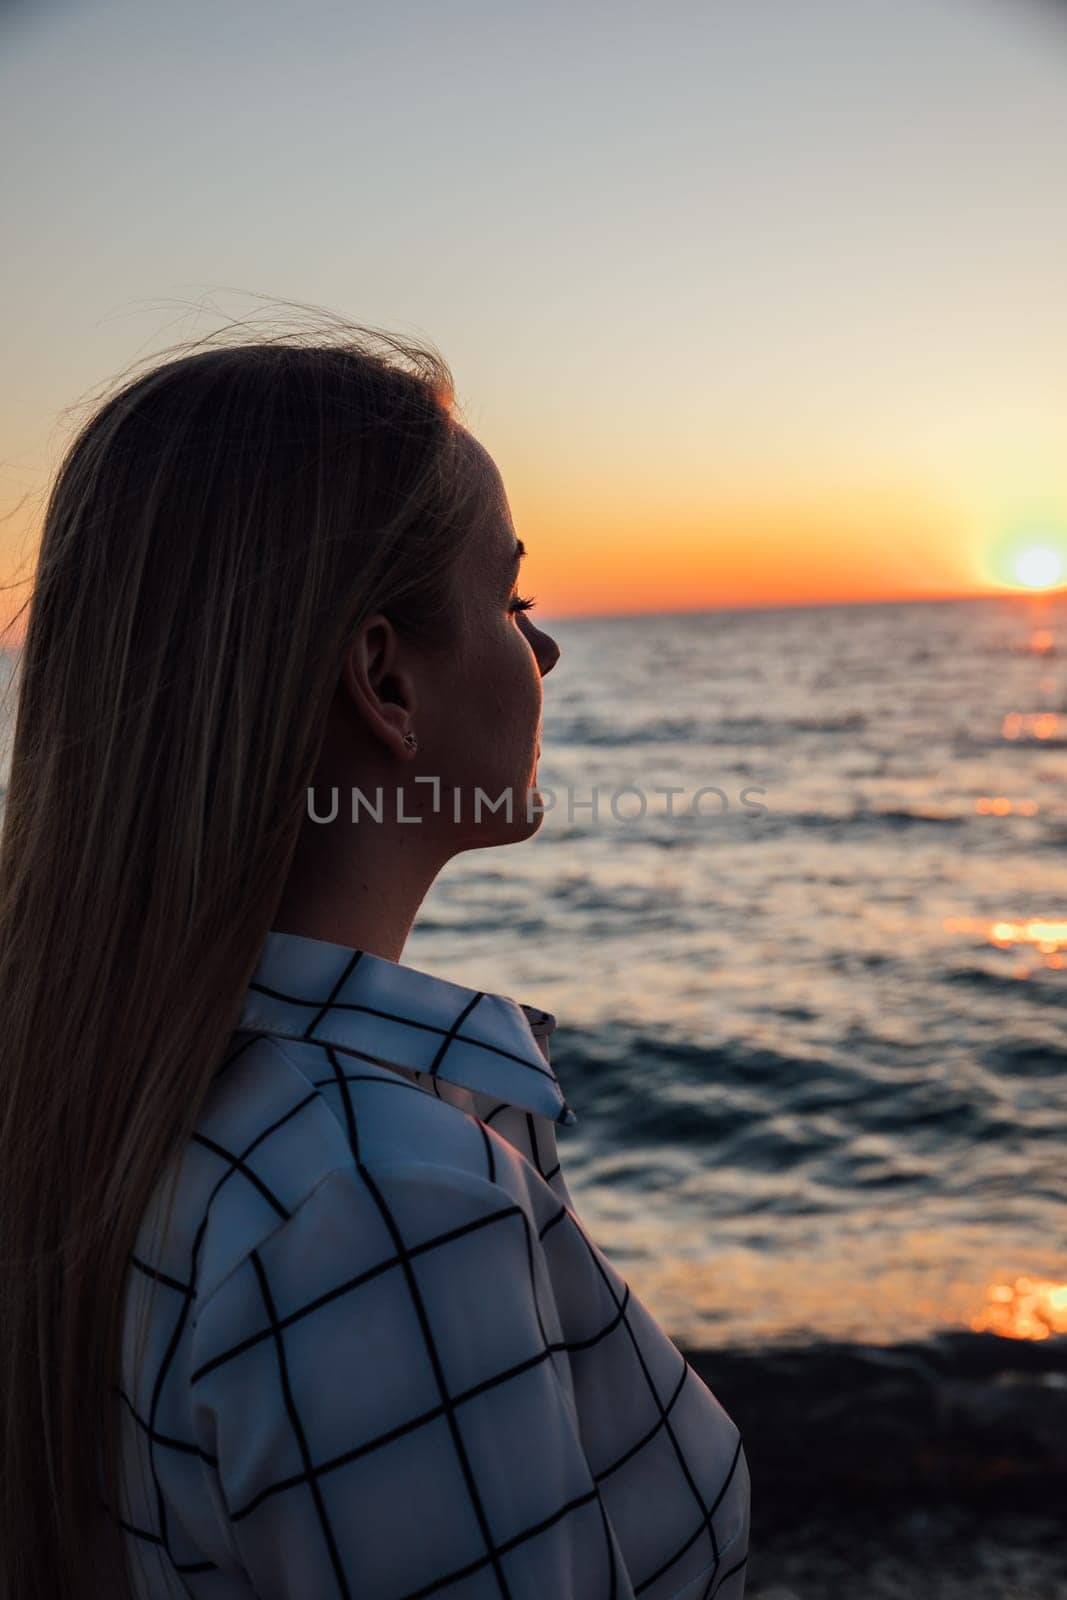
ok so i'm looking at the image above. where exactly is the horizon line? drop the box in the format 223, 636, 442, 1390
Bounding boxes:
0, 581, 1063, 652
543, 583, 1067, 626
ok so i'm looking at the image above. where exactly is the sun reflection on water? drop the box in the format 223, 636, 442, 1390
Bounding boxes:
1002, 711, 1060, 740
973, 796, 1039, 816
943, 915, 1067, 970
970, 1277, 1067, 1341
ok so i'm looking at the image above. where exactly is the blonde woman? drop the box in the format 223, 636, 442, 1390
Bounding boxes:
0, 321, 749, 1599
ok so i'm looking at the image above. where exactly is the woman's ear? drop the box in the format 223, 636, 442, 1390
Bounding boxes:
336, 614, 418, 755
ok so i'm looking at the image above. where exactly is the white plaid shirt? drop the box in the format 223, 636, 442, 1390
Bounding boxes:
116, 928, 750, 1599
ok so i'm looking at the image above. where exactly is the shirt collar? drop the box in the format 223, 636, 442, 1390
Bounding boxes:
238, 928, 578, 1127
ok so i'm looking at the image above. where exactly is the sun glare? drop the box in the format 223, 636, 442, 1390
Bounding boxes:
984, 525, 1067, 593
1013, 545, 1065, 590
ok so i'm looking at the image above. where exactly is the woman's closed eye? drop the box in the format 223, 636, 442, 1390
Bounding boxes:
509, 593, 537, 614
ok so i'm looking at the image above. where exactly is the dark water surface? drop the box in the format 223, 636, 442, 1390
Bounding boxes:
3, 594, 1065, 1589
408, 594, 1067, 1353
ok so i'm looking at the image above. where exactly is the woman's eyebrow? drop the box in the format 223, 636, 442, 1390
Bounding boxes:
511, 539, 526, 569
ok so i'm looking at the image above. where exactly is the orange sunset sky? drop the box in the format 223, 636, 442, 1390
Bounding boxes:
2, 0, 1066, 636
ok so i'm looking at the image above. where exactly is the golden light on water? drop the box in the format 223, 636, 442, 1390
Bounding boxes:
987, 918, 1067, 951
973, 796, 1039, 816
971, 1277, 1067, 1340
609, 1233, 1067, 1350
1002, 711, 1060, 740
943, 915, 1067, 970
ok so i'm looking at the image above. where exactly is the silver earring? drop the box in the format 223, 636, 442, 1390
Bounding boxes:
403, 731, 418, 752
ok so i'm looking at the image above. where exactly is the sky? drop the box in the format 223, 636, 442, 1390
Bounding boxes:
2, 0, 1067, 628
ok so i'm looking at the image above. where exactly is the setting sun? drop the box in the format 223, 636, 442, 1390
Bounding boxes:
1013, 545, 1065, 590
983, 525, 1067, 595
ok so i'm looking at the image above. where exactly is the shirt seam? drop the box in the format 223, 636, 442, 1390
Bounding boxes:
192, 1030, 354, 1334
189, 1161, 343, 1336
189, 1149, 543, 1337
195, 1034, 543, 1332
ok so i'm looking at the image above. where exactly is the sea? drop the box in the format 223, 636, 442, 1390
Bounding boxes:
4, 592, 1065, 1589
409, 593, 1067, 1594
405, 593, 1067, 1355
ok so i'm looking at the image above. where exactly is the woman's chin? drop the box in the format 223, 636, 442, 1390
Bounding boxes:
443, 774, 544, 851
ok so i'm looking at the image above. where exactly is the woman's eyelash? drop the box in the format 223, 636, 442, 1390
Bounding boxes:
509, 593, 537, 613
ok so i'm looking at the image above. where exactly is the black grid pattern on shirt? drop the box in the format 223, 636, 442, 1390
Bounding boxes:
110, 1029, 291, 1591
248, 956, 565, 1092
117, 1000, 745, 1599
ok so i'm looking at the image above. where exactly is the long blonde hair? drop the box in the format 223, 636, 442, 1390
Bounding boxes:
0, 311, 486, 1597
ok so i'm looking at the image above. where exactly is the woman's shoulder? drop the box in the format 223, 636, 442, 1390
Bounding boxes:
132, 1028, 554, 1318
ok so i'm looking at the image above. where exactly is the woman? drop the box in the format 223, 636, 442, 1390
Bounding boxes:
0, 319, 749, 1599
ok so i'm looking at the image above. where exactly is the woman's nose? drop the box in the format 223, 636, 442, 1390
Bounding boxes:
535, 624, 561, 677
518, 610, 560, 676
